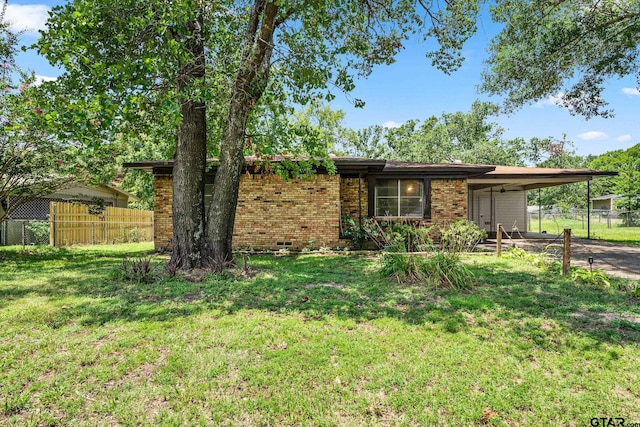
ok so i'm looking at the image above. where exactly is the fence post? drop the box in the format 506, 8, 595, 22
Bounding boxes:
50, 203, 56, 247
21, 221, 26, 247
562, 228, 571, 275
496, 223, 502, 257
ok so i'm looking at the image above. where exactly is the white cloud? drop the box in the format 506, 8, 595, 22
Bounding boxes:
34, 75, 56, 85
5, 4, 51, 35
616, 134, 633, 142
535, 93, 565, 108
622, 87, 640, 96
381, 121, 401, 129
578, 131, 608, 141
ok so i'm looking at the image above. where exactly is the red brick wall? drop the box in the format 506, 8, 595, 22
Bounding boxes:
152, 174, 467, 250
340, 177, 368, 219
154, 174, 173, 251
153, 173, 341, 250
233, 174, 341, 249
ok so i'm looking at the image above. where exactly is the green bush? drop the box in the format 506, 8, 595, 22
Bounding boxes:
380, 238, 427, 284
572, 268, 611, 289
439, 219, 487, 253
502, 247, 551, 268
344, 216, 435, 252
25, 221, 50, 245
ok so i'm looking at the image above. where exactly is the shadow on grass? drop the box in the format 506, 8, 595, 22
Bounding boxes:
1, 248, 639, 347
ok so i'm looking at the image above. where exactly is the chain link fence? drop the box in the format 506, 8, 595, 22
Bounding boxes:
0, 220, 50, 246
528, 208, 640, 233
1, 201, 154, 247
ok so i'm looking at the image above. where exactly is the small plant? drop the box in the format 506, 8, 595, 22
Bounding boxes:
503, 247, 551, 268
571, 268, 611, 289
618, 281, 640, 297
120, 256, 161, 283
25, 221, 50, 245
129, 227, 140, 242
380, 239, 428, 284
343, 215, 369, 249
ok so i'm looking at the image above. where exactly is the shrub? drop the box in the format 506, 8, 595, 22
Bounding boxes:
343, 216, 369, 250
502, 246, 551, 268
618, 281, 640, 297
572, 268, 611, 289
439, 219, 487, 253
25, 221, 50, 245
380, 239, 428, 284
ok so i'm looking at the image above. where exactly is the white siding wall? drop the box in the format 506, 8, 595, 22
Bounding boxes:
495, 191, 527, 233
470, 189, 528, 233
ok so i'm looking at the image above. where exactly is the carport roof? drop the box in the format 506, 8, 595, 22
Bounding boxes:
468, 165, 617, 191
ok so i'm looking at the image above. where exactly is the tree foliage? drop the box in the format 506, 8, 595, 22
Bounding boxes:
343, 101, 552, 166
481, 0, 640, 117
0, 4, 116, 222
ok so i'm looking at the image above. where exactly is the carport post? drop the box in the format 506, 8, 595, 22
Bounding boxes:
563, 228, 571, 275
587, 180, 591, 239
538, 188, 542, 233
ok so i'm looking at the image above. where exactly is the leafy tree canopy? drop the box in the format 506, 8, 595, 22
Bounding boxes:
481, 0, 640, 117
342, 100, 555, 166
1, 4, 117, 222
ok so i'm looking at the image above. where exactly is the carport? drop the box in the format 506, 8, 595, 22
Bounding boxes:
467, 165, 617, 238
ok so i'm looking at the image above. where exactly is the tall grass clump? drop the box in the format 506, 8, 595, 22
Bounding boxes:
374, 219, 483, 289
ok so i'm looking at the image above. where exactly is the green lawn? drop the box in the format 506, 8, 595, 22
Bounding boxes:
1, 243, 639, 426
528, 217, 640, 245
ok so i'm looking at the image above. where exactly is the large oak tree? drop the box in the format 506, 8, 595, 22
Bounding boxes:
40, 0, 481, 270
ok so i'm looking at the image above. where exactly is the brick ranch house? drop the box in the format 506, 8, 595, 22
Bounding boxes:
126, 157, 615, 250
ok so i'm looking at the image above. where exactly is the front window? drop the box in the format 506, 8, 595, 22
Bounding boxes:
375, 179, 424, 217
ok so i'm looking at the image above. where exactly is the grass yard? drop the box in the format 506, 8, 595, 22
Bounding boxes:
528, 217, 640, 245
1, 243, 640, 426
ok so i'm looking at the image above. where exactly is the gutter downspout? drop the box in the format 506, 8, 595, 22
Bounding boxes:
358, 173, 362, 226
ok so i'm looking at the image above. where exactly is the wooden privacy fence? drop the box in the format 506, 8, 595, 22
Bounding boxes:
50, 202, 153, 246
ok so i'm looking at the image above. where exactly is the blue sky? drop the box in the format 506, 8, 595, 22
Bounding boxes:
6, 0, 639, 157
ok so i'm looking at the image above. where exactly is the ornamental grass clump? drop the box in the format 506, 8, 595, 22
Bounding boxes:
378, 220, 480, 289
120, 255, 162, 283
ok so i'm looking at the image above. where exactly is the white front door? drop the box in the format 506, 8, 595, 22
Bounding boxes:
478, 195, 493, 232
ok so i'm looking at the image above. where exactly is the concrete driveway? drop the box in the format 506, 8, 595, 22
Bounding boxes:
503, 236, 640, 280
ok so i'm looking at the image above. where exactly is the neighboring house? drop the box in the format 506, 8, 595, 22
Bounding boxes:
1, 184, 138, 221
590, 194, 622, 212
126, 157, 616, 250
0, 184, 138, 246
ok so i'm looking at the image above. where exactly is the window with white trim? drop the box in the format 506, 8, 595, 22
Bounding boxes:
374, 179, 424, 217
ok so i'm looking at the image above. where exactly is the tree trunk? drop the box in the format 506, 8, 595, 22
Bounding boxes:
205, 1, 279, 264
169, 12, 208, 271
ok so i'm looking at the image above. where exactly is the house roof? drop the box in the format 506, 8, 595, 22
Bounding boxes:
590, 194, 622, 201
124, 157, 616, 190
124, 157, 492, 176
